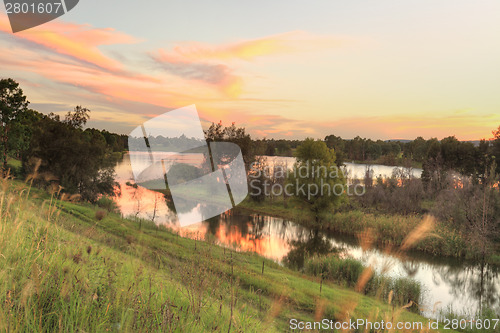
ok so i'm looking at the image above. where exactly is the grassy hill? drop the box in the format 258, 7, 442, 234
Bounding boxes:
0, 177, 455, 332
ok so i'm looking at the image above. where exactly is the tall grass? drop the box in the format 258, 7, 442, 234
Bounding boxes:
304, 255, 423, 313
0, 178, 265, 332
0, 175, 458, 332
321, 210, 469, 258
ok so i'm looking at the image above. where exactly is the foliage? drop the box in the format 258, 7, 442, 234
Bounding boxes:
22, 106, 119, 202
432, 163, 500, 258
0, 78, 30, 173
204, 121, 254, 168
166, 163, 203, 186
359, 175, 425, 215
288, 138, 345, 220
96, 196, 119, 213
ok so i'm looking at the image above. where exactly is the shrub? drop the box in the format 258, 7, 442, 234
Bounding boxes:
95, 209, 107, 220
305, 255, 364, 288
96, 196, 119, 213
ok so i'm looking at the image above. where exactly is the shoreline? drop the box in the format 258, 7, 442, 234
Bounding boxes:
235, 198, 500, 265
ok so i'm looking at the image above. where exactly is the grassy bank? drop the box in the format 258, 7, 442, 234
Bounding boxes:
238, 198, 470, 259
0, 178, 455, 332
304, 255, 422, 313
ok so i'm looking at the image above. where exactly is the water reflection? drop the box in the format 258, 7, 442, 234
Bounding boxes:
264, 156, 423, 179
282, 228, 337, 269
114, 153, 498, 318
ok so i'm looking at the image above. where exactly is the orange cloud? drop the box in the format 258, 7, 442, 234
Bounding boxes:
152, 31, 347, 98
6, 17, 490, 141
152, 51, 243, 98
162, 31, 347, 62
0, 14, 138, 71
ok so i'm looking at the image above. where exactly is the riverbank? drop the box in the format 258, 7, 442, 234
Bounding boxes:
237, 198, 483, 260
1, 179, 452, 332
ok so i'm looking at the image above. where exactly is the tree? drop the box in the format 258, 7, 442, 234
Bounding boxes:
204, 122, 254, 169
64, 105, 90, 129
265, 142, 276, 156
288, 138, 345, 221
492, 126, 500, 175
22, 106, 118, 202
204, 121, 225, 142
403, 136, 427, 162
440, 136, 460, 169
324, 134, 345, 166
276, 140, 292, 156
466, 163, 499, 259
247, 156, 269, 203
0, 78, 29, 173
366, 141, 382, 160
433, 162, 499, 259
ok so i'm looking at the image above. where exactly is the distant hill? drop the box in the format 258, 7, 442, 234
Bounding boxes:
386, 139, 412, 143
386, 139, 482, 146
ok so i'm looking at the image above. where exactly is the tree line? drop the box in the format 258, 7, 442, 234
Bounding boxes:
253, 130, 500, 182
1, 78, 127, 202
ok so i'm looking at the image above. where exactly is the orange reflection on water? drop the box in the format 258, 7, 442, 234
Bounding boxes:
115, 178, 292, 261
166, 218, 292, 261
115, 181, 173, 223
215, 223, 290, 260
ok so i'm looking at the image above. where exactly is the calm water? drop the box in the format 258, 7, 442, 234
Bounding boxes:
114, 153, 498, 318
264, 156, 423, 179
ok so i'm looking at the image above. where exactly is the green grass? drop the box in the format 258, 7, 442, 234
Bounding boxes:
6, 157, 22, 169
0, 178, 458, 332
237, 197, 314, 224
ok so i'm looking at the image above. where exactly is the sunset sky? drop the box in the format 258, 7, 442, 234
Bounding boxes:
1, 0, 499, 140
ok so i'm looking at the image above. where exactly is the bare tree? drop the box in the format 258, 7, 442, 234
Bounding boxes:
463, 163, 499, 259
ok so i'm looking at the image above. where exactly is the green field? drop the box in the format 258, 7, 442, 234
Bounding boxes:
0, 178, 458, 332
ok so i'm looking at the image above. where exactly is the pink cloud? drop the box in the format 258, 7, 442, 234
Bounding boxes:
160, 31, 347, 62
0, 14, 138, 71
151, 31, 348, 98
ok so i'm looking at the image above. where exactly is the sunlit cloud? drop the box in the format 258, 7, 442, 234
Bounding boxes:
159, 31, 348, 62
0, 14, 138, 71
151, 52, 243, 97
2, 12, 496, 141
151, 31, 347, 98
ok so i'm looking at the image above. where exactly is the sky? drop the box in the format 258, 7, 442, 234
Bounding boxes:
1, 0, 499, 140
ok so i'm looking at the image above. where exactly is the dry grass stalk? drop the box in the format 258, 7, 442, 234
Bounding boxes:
400, 215, 436, 252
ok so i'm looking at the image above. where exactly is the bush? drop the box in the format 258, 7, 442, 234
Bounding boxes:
95, 209, 107, 220
358, 178, 424, 215
305, 255, 364, 288
96, 196, 119, 213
